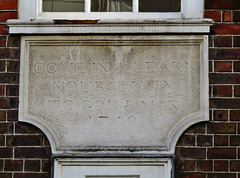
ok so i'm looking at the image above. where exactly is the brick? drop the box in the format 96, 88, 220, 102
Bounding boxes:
238, 123, 240, 134
0, 60, 5, 71
0, 0, 18, 10
0, 173, 12, 178
233, 36, 240, 47
210, 73, 240, 84
209, 110, 213, 121
0, 25, 8, 34
208, 123, 236, 134
7, 36, 20, 47
0, 110, 6, 121
205, 11, 221, 22
214, 135, 228, 146
0, 85, 4, 95
210, 98, 240, 109
6, 85, 18, 96
0, 11, 17, 22
9, 48, 19, 59
14, 147, 51, 159
223, 12, 232, 22
14, 173, 49, 178
214, 61, 232, 72
233, 11, 240, 22
42, 160, 50, 172
176, 148, 206, 159
176, 173, 204, 178
208, 148, 236, 159
0, 49, 19, 60
0, 49, 10, 59
0, 73, 19, 84
7, 109, 17, 121
214, 160, 228, 171
5, 159, 23, 171
210, 49, 240, 59
230, 135, 240, 146
230, 161, 240, 171
197, 160, 212, 171
0, 159, 3, 171
176, 160, 195, 171
9, 97, 17, 108
214, 36, 232, 47
210, 85, 213, 98
208, 173, 235, 178
0, 135, 4, 146
7, 60, 19, 72
15, 123, 43, 134
0, 147, 12, 158
0, 123, 13, 134
25, 160, 40, 172
43, 136, 50, 146
230, 110, 240, 121
209, 61, 213, 72
213, 85, 232, 97
212, 24, 240, 34
206, 0, 240, 10
184, 122, 206, 134
197, 135, 212, 146
209, 36, 214, 47
6, 135, 43, 146
213, 110, 228, 121
177, 135, 195, 146
234, 61, 240, 72
0, 36, 6, 47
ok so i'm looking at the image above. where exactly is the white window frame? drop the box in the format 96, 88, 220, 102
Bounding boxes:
19, 0, 204, 20
54, 158, 173, 178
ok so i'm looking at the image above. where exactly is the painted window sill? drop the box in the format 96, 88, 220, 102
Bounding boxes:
7, 18, 213, 34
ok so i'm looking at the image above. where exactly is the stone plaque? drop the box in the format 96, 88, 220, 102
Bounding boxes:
19, 36, 208, 154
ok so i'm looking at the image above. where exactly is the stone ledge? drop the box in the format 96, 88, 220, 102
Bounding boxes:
7, 19, 213, 34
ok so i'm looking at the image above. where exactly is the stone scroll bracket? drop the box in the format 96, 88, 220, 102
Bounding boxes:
19, 35, 209, 155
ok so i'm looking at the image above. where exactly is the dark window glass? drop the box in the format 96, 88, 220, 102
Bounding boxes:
139, 0, 180, 12
43, 0, 180, 13
42, 0, 84, 12
91, 0, 132, 12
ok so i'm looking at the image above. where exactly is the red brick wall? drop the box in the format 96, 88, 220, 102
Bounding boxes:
175, 0, 240, 177
0, 0, 52, 178
1, 0, 240, 178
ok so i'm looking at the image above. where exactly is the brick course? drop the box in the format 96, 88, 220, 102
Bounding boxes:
176, 1, 240, 177
0, 1, 51, 177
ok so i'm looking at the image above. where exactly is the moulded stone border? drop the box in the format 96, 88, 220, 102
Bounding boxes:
19, 35, 209, 155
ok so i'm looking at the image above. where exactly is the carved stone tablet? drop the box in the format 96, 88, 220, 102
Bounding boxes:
19, 36, 209, 154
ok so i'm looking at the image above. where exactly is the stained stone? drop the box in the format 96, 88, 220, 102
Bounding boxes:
19, 36, 209, 154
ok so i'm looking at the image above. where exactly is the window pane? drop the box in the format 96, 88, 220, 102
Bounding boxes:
91, 0, 132, 12
42, 0, 84, 12
139, 0, 180, 12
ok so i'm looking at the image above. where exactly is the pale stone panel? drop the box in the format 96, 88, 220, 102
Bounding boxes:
19, 36, 208, 154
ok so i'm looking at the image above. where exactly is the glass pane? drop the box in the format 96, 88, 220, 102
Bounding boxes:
91, 0, 132, 12
42, 0, 84, 12
139, 0, 180, 12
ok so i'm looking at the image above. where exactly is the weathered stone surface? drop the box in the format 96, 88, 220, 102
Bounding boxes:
19, 36, 208, 154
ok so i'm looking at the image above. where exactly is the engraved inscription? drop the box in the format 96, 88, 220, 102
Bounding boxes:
27, 43, 201, 148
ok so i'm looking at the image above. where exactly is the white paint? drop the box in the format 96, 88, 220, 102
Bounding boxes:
54, 158, 172, 178
7, 19, 213, 34
18, 0, 204, 20
19, 35, 209, 155
182, 0, 204, 18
